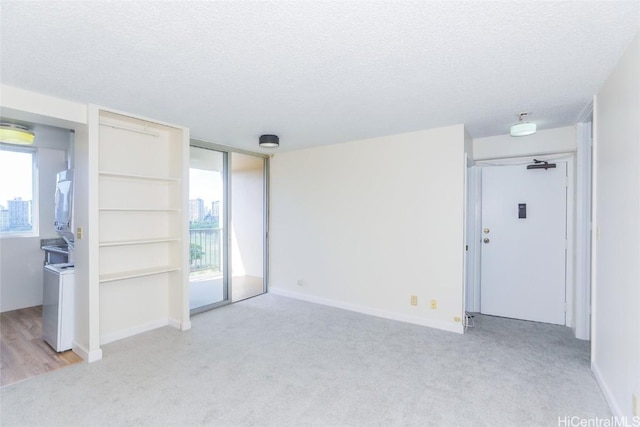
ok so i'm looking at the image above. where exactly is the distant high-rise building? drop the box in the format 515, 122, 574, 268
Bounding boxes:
211, 201, 220, 217
0, 208, 9, 231
189, 198, 205, 222
8, 198, 31, 229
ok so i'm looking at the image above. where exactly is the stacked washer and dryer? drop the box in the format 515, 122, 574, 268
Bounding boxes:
42, 169, 75, 352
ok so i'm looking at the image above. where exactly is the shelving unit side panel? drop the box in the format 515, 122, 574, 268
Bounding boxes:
167, 126, 185, 179
176, 127, 191, 326
168, 274, 183, 324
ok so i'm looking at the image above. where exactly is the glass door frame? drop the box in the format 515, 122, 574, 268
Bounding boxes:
189, 139, 269, 315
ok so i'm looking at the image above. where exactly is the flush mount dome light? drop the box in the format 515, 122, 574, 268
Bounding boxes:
510, 112, 537, 137
259, 134, 279, 148
0, 123, 35, 145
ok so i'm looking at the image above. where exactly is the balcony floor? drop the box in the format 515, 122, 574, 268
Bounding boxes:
189, 271, 264, 310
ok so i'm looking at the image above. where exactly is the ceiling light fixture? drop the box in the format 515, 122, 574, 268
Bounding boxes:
0, 123, 35, 145
510, 113, 537, 137
259, 134, 279, 148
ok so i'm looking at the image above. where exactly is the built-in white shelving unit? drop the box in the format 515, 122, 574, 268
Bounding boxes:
99, 238, 181, 247
99, 266, 182, 284
96, 109, 189, 345
99, 208, 181, 212
98, 171, 181, 182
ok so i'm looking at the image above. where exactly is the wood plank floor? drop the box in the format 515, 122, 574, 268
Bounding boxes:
0, 306, 82, 387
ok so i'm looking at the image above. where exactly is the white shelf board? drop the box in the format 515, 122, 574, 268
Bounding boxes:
99, 238, 180, 247
99, 171, 181, 182
98, 208, 180, 212
99, 266, 181, 283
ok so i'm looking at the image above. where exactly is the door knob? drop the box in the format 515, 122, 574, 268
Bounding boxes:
483, 238, 490, 244
483, 228, 490, 234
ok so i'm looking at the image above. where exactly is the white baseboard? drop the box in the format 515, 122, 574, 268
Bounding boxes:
72, 341, 103, 363
100, 318, 169, 345
169, 318, 191, 331
269, 287, 464, 334
592, 361, 622, 417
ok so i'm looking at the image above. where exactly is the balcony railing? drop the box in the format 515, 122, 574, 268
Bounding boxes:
190, 227, 222, 272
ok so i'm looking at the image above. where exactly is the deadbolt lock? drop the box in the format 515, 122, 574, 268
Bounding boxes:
483, 228, 490, 234
483, 238, 490, 244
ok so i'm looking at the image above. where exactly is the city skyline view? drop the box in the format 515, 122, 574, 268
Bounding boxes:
189, 168, 223, 225
0, 149, 32, 206
189, 168, 222, 208
0, 149, 34, 232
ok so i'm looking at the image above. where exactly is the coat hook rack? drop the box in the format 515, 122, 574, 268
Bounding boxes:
527, 159, 557, 170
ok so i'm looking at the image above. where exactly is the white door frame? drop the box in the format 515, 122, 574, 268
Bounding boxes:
466, 153, 585, 332
575, 122, 592, 340
464, 163, 481, 314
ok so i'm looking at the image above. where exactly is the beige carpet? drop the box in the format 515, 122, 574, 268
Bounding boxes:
0, 294, 609, 426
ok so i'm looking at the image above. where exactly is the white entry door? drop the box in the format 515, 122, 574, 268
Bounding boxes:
480, 162, 567, 325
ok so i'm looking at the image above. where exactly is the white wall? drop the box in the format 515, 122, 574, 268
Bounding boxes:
0, 126, 69, 312
0, 238, 46, 312
0, 85, 87, 129
473, 126, 575, 160
592, 33, 639, 419
270, 125, 466, 333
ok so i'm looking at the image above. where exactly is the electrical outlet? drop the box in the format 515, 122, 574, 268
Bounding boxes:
430, 299, 438, 310
633, 393, 638, 417
297, 279, 304, 286
410, 295, 418, 306
454, 316, 461, 323
76, 227, 83, 239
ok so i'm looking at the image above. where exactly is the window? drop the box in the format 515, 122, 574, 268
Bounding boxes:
0, 145, 37, 236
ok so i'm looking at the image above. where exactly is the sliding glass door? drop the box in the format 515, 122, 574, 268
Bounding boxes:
189, 147, 227, 312
230, 152, 266, 301
189, 144, 267, 314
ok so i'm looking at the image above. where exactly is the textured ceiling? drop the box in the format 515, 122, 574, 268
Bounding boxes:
1, 1, 638, 152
